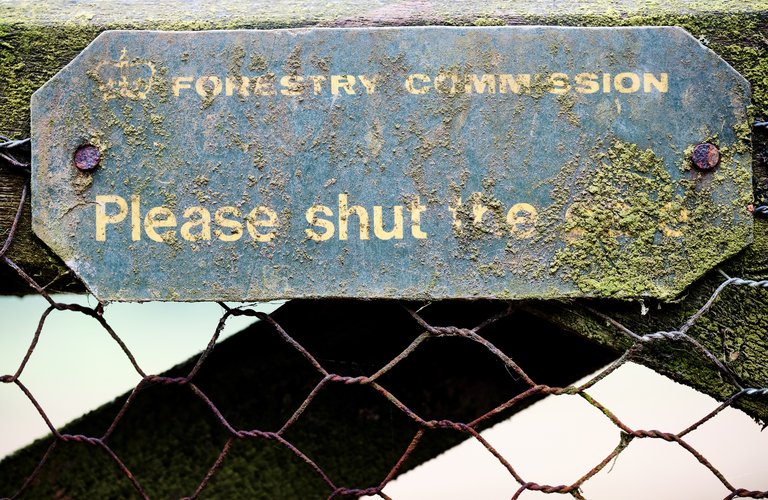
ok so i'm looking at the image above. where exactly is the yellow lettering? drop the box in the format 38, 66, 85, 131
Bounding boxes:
307, 75, 327, 95
331, 75, 356, 95
659, 202, 688, 237
358, 75, 379, 95
506, 203, 538, 238
434, 72, 460, 95
408, 198, 428, 239
195, 76, 223, 97
225, 76, 250, 97
603, 73, 612, 93
305, 205, 335, 241
130, 194, 141, 241
614, 72, 640, 93
252, 74, 276, 96
498, 74, 530, 94
180, 206, 211, 241
575, 73, 599, 94
280, 75, 305, 96
373, 206, 404, 240
144, 207, 177, 242
214, 207, 243, 241
644, 73, 668, 93
405, 74, 431, 94
246, 206, 278, 242
338, 193, 369, 240
172, 76, 193, 96
465, 74, 495, 94
549, 73, 571, 95
448, 197, 462, 230
95, 195, 128, 241
472, 201, 489, 225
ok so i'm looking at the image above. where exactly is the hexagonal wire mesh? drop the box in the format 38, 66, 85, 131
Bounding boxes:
1, 130, 768, 499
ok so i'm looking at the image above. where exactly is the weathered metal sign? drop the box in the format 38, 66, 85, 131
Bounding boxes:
31, 27, 752, 301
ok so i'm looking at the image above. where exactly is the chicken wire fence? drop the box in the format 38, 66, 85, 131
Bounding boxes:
2, 131, 768, 499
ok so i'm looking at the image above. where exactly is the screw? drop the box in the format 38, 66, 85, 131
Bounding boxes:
691, 143, 720, 171
74, 144, 101, 172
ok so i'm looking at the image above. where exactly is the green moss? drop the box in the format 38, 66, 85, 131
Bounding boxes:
0, 23, 100, 138
550, 140, 751, 298
473, 17, 505, 26
556, 93, 579, 126
2, 7, 767, 142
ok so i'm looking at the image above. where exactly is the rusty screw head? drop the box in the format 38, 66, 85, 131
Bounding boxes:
691, 143, 720, 171
74, 144, 101, 172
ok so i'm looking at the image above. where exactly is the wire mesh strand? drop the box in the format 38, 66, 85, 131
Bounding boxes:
1, 135, 768, 499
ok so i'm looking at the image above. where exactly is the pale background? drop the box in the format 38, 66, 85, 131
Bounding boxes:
1, 294, 766, 498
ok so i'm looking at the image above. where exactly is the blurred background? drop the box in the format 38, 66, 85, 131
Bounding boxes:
1, 293, 766, 499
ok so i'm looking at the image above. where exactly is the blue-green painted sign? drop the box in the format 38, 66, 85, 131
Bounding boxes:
31, 27, 752, 301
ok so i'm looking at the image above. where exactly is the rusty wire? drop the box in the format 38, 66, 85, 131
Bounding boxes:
0, 138, 30, 174
1, 134, 768, 499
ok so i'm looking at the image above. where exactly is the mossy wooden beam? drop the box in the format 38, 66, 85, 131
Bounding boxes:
1, 0, 767, 418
